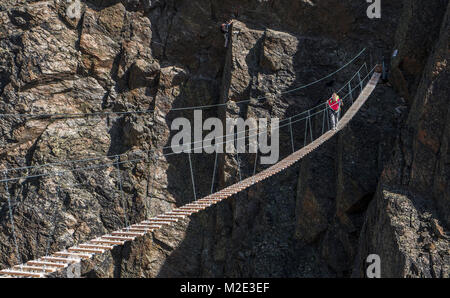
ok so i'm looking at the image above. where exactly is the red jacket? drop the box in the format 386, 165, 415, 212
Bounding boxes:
328, 96, 341, 112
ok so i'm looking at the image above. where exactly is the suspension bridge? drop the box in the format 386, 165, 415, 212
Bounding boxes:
0, 50, 381, 277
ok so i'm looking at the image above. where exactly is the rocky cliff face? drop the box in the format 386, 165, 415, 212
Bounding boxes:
353, 0, 450, 278
0, 0, 448, 277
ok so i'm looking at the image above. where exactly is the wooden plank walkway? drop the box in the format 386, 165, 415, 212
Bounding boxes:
0, 71, 380, 278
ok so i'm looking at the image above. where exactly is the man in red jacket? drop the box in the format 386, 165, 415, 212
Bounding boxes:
328, 92, 343, 130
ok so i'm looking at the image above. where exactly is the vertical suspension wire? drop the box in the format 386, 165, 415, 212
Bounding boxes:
45, 178, 61, 257
253, 153, 258, 176
234, 130, 242, 182
322, 108, 326, 135
289, 117, 295, 153
187, 151, 197, 201
115, 155, 129, 230
253, 150, 258, 178
210, 146, 218, 194
252, 131, 259, 184
236, 154, 242, 181
145, 151, 151, 198
339, 89, 344, 123
348, 82, 353, 104
45, 199, 58, 257
145, 151, 151, 219
357, 70, 363, 92
326, 106, 330, 131
304, 111, 309, 147
146, 152, 159, 219
3, 171, 22, 267
338, 106, 341, 125
363, 62, 369, 78
308, 111, 313, 142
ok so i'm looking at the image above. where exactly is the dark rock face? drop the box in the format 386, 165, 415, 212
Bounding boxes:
0, 0, 448, 278
390, 0, 449, 104
353, 1, 450, 278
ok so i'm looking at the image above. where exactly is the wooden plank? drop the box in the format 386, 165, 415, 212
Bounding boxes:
146, 218, 178, 223
184, 204, 208, 208
178, 207, 203, 212
68, 247, 104, 254
158, 214, 186, 219
111, 231, 145, 237
102, 236, 135, 241
13, 265, 55, 273
90, 239, 125, 245
131, 224, 162, 229
124, 228, 152, 233
54, 252, 92, 259
41, 256, 78, 263
0, 270, 42, 278
27, 261, 67, 268
79, 244, 115, 250
167, 211, 192, 215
